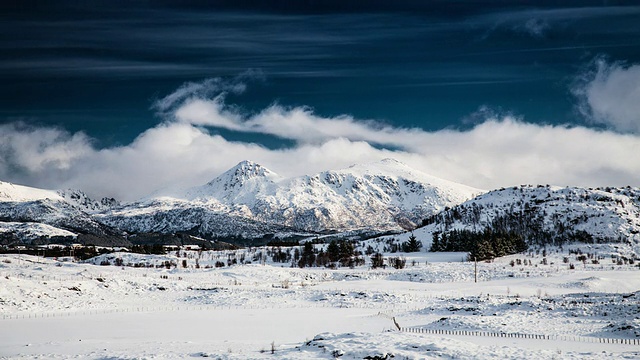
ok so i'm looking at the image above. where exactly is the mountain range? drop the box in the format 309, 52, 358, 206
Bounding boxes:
1, 159, 639, 251
0, 159, 479, 245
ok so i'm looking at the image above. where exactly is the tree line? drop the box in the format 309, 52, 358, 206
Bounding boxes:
430, 228, 528, 261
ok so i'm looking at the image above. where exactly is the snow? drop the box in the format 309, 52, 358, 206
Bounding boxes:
1, 164, 640, 358
1, 246, 639, 359
0, 182, 114, 213
377, 184, 640, 252
0, 181, 63, 202
0, 222, 77, 240
96, 159, 481, 238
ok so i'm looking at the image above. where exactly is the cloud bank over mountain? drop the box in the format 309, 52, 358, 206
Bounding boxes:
1, 73, 639, 201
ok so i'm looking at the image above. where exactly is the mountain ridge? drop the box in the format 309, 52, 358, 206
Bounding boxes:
95, 159, 481, 238
3, 161, 639, 251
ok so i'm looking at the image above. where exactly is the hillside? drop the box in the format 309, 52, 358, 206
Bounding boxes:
388, 185, 640, 257
0, 181, 124, 245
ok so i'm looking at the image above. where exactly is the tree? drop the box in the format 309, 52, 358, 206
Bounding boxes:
402, 233, 421, 252
315, 248, 329, 267
468, 238, 494, 262
430, 232, 441, 252
338, 240, 355, 267
388, 256, 406, 269
327, 240, 340, 263
298, 242, 316, 268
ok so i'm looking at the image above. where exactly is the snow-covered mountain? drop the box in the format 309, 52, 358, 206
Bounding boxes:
96, 159, 481, 239
6, 162, 638, 249
0, 181, 121, 244
406, 184, 640, 251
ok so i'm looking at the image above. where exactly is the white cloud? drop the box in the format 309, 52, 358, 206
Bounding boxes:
175, 97, 246, 130
0, 122, 94, 189
152, 70, 263, 116
174, 95, 428, 148
1, 81, 640, 201
574, 58, 640, 134
474, 6, 640, 38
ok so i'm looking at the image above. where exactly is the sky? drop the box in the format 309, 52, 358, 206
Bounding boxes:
1, 0, 640, 200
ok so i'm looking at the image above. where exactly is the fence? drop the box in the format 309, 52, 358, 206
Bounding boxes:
2, 298, 638, 347
400, 326, 640, 345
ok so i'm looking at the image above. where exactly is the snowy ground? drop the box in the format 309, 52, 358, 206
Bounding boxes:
0, 245, 639, 359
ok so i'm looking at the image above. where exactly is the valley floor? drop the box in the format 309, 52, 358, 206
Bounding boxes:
0, 247, 639, 359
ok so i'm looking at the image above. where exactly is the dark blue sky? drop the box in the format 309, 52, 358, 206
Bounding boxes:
2, 0, 640, 148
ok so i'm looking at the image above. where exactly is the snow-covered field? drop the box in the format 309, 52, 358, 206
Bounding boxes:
1, 246, 639, 359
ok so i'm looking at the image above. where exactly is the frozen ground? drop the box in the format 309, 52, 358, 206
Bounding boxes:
0, 245, 639, 359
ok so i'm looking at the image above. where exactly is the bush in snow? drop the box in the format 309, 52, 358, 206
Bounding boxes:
388, 256, 406, 269
371, 253, 385, 269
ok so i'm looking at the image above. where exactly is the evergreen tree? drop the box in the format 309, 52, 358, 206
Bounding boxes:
388, 256, 406, 269
402, 233, 421, 252
338, 240, 355, 267
315, 248, 328, 267
298, 242, 316, 268
430, 232, 441, 252
327, 240, 340, 263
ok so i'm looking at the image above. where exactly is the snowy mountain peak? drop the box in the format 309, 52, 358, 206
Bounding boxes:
206, 160, 279, 187
0, 182, 123, 242
346, 158, 404, 170
180, 160, 281, 202
340, 158, 412, 176
410, 184, 640, 253
335, 159, 481, 195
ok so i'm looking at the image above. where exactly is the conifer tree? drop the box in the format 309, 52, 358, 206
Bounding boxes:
327, 240, 340, 263
403, 233, 421, 252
